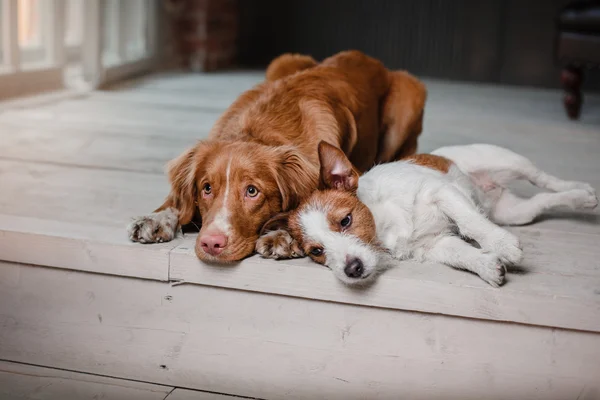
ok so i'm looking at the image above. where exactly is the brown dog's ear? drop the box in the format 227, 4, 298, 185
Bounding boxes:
259, 212, 290, 236
318, 141, 359, 192
165, 143, 208, 225
273, 148, 319, 211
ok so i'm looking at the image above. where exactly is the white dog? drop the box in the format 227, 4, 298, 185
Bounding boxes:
259, 142, 598, 287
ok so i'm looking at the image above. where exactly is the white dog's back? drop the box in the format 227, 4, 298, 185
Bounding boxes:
358, 161, 466, 257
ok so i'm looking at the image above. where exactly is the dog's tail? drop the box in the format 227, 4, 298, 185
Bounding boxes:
266, 53, 318, 82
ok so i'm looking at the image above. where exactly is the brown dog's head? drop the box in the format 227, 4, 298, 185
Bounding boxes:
167, 140, 318, 263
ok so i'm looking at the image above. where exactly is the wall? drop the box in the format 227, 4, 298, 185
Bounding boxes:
161, 0, 238, 71
237, 0, 600, 90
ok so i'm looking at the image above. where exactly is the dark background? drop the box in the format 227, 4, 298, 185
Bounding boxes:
237, 0, 600, 90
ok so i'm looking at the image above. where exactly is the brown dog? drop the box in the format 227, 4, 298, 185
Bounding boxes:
127, 50, 427, 263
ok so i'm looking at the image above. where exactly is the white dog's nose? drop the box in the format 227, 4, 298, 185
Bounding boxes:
344, 258, 364, 278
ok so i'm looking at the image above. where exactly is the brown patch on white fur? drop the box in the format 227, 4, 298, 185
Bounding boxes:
404, 154, 453, 173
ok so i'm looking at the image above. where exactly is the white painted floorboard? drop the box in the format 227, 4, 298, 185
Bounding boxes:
166, 388, 251, 400
1, 262, 598, 400
0, 361, 173, 400
0, 361, 248, 400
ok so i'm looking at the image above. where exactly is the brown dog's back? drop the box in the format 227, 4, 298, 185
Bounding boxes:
209, 50, 394, 171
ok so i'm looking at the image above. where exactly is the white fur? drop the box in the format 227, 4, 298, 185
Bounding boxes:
297, 144, 597, 287
207, 157, 232, 235
357, 160, 519, 286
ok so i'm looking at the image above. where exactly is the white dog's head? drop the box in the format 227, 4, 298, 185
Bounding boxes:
263, 142, 387, 285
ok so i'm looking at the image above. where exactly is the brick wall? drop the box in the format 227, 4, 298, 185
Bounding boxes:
163, 0, 238, 72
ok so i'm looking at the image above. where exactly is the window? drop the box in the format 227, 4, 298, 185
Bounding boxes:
0, 0, 157, 101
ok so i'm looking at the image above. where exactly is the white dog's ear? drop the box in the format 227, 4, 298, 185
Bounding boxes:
318, 141, 359, 192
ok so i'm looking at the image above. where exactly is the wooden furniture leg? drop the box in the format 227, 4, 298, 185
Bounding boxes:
560, 65, 584, 120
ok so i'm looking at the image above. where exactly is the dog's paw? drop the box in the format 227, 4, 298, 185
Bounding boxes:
255, 229, 304, 260
564, 188, 598, 210
127, 208, 179, 244
477, 255, 506, 288
565, 181, 596, 197
483, 230, 523, 266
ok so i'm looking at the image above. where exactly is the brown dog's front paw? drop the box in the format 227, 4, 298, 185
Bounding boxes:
127, 208, 179, 244
255, 229, 304, 259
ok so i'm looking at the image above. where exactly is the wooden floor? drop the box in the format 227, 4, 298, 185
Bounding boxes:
1, 72, 600, 399
0, 361, 240, 400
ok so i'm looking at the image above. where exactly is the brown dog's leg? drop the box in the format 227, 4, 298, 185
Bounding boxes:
127, 198, 182, 244
377, 71, 427, 162
128, 144, 203, 244
266, 53, 318, 82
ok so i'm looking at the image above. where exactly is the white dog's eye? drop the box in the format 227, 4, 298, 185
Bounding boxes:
310, 247, 323, 256
340, 214, 352, 228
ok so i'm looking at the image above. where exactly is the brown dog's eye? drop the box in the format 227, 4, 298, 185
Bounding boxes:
246, 185, 259, 198
310, 247, 323, 256
203, 183, 212, 195
340, 214, 352, 228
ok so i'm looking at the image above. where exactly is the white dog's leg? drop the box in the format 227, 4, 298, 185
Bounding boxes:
423, 235, 505, 287
435, 187, 523, 265
484, 150, 596, 195
519, 165, 595, 194
491, 189, 598, 225
127, 208, 180, 243
439, 144, 594, 195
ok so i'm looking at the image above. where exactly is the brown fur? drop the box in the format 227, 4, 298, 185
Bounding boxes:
265, 53, 318, 82
255, 228, 304, 259
378, 71, 427, 162
404, 154, 453, 173
152, 50, 427, 262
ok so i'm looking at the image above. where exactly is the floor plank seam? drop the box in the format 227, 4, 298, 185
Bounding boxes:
162, 387, 176, 400
0, 359, 266, 400
0, 359, 172, 392
0, 155, 167, 175
167, 241, 185, 283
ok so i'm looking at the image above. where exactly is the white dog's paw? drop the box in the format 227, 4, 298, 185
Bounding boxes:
255, 229, 304, 260
127, 208, 179, 244
565, 181, 596, 197
483, 230, 523, 266
564, 189, 599, 210
477, 255, 506, 288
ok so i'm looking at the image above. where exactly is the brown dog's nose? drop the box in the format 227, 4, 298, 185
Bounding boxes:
344, 258, 364, 278
199, 232, 228, 256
